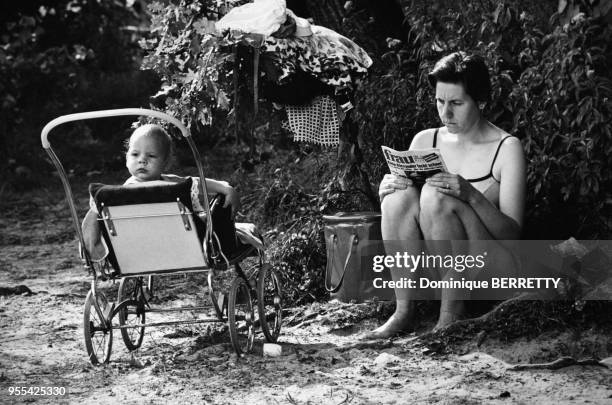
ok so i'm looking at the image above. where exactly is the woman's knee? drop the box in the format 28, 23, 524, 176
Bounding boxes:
419, 184, 460, 218
381, 187, 420, 219
381, 188, 421, 239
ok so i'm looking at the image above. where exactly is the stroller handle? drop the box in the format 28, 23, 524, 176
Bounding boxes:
41, 108, 190, 149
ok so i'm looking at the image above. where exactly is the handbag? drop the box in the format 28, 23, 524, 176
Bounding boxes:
323, 212, 394, 302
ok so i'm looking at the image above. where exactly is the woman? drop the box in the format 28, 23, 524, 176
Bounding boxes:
368, 52, 526, 338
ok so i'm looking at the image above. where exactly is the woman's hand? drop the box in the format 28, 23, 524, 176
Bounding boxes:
425, 173, 478, 204
379, 174, 413, 202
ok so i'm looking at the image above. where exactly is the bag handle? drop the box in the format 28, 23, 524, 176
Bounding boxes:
325, 232, 359, 293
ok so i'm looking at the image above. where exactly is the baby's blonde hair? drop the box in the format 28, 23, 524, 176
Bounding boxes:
126, 124, 175, 169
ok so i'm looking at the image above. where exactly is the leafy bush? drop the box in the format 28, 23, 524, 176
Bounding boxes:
268, 224, 328, 305
141, 1, 249, 135
1, 1, 156, 178
511, 14, 612, 237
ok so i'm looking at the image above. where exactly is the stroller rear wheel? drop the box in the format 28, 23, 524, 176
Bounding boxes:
114, 299, 146, 351
118, 276, 153, 303
257, 264, 282, 342
83, 290, 113, 365
228, 277, 254, 356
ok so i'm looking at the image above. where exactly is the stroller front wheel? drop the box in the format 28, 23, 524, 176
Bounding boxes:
228, 277, 254, 356
257, 264, 282, 342
83, 290, 113, 365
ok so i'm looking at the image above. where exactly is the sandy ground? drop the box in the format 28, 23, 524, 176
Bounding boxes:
1, 180, 611, 404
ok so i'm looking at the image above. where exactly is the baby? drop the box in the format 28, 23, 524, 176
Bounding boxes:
120, 124, 239, 211
82, 124, 240, 260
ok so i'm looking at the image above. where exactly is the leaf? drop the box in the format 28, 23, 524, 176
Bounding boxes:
216, 89, 230, 110
492, 3, 503, 24
149, 2, 164, 13
193, 18, 217, 36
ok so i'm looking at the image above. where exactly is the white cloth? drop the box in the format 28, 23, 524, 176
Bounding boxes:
235, 222, 265, 251
286, 9, 312, 37
216, 0, 287, 36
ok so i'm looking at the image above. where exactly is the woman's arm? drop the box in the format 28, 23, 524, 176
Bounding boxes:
471, 137, 526, 239
427, 137, 526, 239
378, 129, 436, 201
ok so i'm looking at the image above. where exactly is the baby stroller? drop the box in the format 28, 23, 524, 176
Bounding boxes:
41, 108, 282, 365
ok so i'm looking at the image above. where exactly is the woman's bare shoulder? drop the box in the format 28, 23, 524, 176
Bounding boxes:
487, 123, 524, 177
486, 123, 522, 153
497, 134, 525, 174
487, 122, 514, 141
500, 136, 525, 161
410, 128, 438, 150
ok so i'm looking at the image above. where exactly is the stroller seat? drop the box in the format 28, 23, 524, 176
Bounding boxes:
87, 178, 258, 275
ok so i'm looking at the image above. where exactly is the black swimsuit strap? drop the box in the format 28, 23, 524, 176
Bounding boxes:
432, 128, 439, 148
488, 135, 513, 175
467, 135, 513, 182
432, 129, 512, 182
467, 173, 493, 183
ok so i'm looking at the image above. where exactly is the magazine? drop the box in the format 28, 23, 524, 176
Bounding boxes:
381, 146, 448, 185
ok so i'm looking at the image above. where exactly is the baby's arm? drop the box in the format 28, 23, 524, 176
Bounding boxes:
204, 178, 241, 217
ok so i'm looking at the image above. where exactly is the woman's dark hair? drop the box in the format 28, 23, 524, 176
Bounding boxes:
427, 52, 491, 103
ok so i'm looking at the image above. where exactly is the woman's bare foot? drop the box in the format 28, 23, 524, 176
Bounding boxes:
361, 303, 415, 340
432, 300, 465, 332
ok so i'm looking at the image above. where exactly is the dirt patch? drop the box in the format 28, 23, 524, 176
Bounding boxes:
1, 180, 611, 404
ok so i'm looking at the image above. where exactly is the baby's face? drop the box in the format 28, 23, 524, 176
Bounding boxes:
125, 133, 167, 182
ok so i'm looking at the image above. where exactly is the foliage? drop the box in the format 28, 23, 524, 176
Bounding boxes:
268, 225, 328, 305
512, 14, 612, 237
141, 0, 267, 138
0, 0, 157, 179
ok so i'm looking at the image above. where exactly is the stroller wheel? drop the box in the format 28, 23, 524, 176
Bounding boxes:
257, 264, 282, 342
228, 277, 254, 356
83, 290, 113, 365
117, 277, 143, 303
208, 271, 227, 321
114, 299, 146, 351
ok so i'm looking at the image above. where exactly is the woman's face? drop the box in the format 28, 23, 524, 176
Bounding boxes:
435, 81, 480, 134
